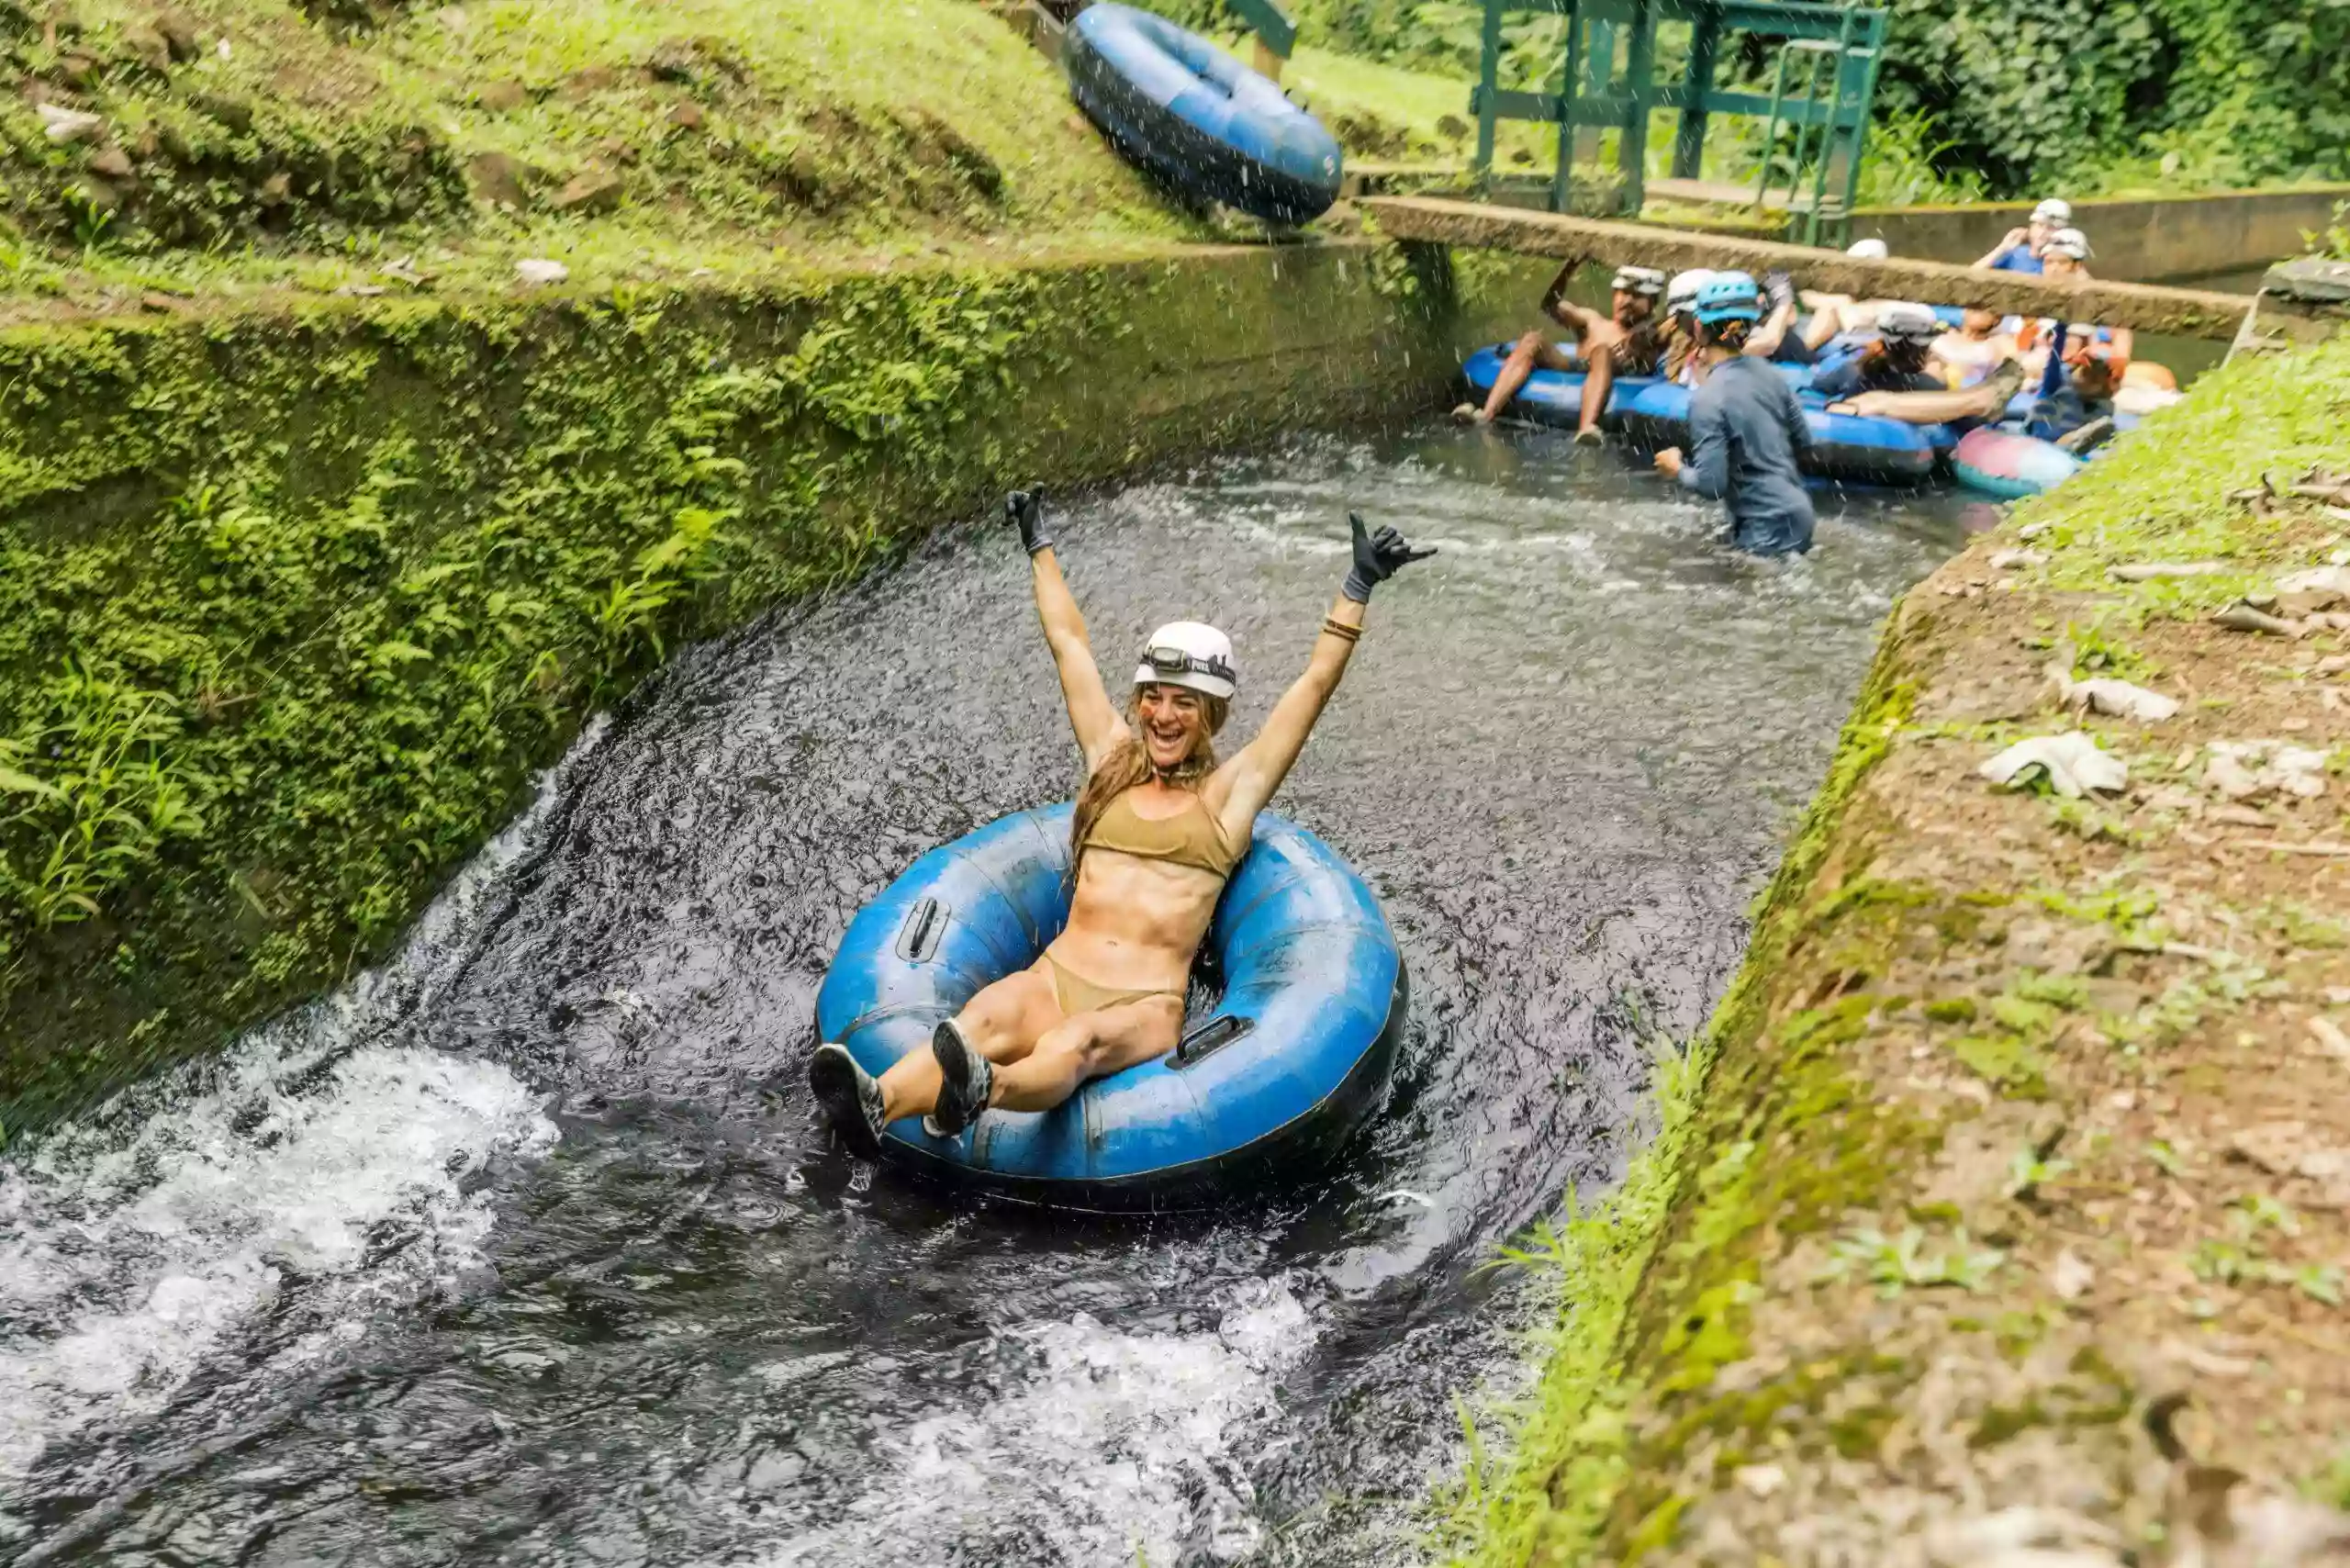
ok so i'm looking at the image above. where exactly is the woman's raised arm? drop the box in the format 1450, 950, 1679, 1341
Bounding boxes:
1212, 513, 1434, 836
1009, 489, 1128, 769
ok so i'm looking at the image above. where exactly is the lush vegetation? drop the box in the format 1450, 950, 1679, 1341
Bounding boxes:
0, 0, 1189, 308
1147, 0, 2350, 198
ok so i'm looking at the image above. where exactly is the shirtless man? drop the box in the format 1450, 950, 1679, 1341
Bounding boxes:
1454, 261, 1667, 442
809, 490, 1434, 1151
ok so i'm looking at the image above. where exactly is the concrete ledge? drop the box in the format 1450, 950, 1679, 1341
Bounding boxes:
1850, 185, 2350, 284
1364, 196, 2339, 341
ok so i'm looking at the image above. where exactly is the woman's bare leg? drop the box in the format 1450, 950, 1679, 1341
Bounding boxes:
1802, 301, 1842, 352
987, 999, 1182, 1114
876, 963, 1058, 1122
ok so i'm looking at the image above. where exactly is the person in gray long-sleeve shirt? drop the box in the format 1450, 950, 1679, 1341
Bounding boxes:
1653, 274, 1815, 557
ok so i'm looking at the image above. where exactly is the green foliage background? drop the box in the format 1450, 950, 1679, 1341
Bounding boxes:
1145, 0, 2350, 196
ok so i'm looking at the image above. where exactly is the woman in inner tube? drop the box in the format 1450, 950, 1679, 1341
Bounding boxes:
809, 488, 1434, 1154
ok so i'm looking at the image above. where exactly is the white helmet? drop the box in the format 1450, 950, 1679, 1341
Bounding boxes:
1135, 621, 1236, 700
1667, 267, 1718, 311
1846, 237, 1890, 261
1609, 264, 1667, 297
2031, 197, 2073, 225
1876, 302, 1941, 343
2042, 226, 2091, 261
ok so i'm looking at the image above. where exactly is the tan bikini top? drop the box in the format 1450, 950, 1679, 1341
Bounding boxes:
1080, 789, 1243, 879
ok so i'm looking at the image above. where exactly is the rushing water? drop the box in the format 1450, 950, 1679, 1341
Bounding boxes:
1, 428, 1969, 1567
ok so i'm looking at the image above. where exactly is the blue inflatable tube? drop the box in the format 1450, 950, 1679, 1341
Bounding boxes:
814, 804, 1404, 1212
1066, 4, 1342, 225
1614, 381, 1942, 485
1459, 344, 1934, 482
1457, 342, 1663, 425
1458, 343, 1810, 425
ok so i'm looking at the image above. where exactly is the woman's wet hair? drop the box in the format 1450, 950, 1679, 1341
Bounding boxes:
1882, 335, 1930, 369
1699, 316, 1753, 351
1069, 690, 1230, 868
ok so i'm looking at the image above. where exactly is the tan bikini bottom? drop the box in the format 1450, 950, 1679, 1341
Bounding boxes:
1045, 953, 1182, 1018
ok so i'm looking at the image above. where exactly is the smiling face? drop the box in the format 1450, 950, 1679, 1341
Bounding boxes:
2042, 251, 2083, 279
2027, 217, 2058, 250
1135, 683, 1211, 775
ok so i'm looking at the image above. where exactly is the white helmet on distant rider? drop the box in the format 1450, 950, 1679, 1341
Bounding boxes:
1134, 622, 1237, 700
1667, 268, 1718, 315
2042, 227, 2092, 261
1875, 302, 1942, 344
1610, 264, 1668, 298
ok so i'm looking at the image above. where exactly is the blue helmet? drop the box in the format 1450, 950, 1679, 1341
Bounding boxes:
1694, 272, 1762, 325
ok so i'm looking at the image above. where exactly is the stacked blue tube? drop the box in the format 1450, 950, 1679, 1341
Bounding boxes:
814, 803, 1405, 1212
1065, 4, 1343, 225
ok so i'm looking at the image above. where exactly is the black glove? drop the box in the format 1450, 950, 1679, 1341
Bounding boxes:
1006, 487, 1051, 555
1762, 271, 1796, 315
1341, 511, 1436, 602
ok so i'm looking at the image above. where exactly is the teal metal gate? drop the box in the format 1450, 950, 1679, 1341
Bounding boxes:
1468, 0, 1886, 246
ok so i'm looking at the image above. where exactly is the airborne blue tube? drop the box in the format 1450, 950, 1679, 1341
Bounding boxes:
813, 804, 1405, 1213
1064, 4, 1343, 225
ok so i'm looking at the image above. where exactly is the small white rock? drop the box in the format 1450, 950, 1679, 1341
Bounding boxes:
2051, 1249, 2094, 1301
1991, 548, 2048, 571
2307, 1015, 2350, 1061
514, 258, 570, 285
1734, 1462, 1785, 1499
2207, 740, 2330, 801
2062, 677, 2178, 723
37, 104, 105, 143
2279, 565, 2350, 597
1980, 733, 2128, 798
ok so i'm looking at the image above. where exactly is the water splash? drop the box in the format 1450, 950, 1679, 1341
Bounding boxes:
0, 722, 606, 1524
758, 1279, 1315, 1567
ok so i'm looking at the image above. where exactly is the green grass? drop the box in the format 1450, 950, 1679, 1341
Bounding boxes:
2015, 333, 2350, 602
1281, 44, 1542, 167
0, 0, 1196, 308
